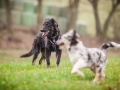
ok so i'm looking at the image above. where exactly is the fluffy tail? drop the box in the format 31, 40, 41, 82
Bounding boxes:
101, 42, 120, 50
20, 48, 34, 58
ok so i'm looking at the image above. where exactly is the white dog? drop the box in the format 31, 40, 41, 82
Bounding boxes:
57, 30, 120, 82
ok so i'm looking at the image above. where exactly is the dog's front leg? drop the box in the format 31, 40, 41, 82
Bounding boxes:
71, 59, 87, 77
45, 49, 51, 68
56, 49, 62, 67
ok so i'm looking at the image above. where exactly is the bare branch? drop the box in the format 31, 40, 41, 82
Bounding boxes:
102, 0, 120, 37
117, 0, 120, 4
112, 0, 120, 8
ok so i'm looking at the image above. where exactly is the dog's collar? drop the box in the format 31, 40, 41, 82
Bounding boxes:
49, 35, 60, 52
49, 34, 60, 44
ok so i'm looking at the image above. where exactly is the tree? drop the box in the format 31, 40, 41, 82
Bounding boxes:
68, 0, 80, 30
5, 0, 12, 33
88, 0, 120, 39
37, 0, 43, 32
111, 12, 120, 41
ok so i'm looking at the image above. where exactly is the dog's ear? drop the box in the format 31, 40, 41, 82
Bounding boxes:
73, 30, 80, 38
70, 30, 79, 46
50, 18, 59, 31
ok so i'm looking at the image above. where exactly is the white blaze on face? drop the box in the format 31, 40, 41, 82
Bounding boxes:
57, 30, 73, 49
57, 29, 80, 49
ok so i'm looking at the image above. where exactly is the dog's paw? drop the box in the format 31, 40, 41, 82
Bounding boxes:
47, 65, 50, 68
56, 64, 59, 67
92, 78, 98, 83
80, 72, 84, 77
100, 73, 106, 80
71, 70, 84, 77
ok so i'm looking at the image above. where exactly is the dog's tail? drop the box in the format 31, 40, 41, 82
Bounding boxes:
101, 42, 120, 51
20, 33, 42, 58
20, 47, 34, 58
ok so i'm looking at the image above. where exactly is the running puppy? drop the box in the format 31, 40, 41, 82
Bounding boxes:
57, 29, 120, 82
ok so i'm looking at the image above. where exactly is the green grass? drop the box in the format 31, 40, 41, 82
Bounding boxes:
0, 50, 120, 90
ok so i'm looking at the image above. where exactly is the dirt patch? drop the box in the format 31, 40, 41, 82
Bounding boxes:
0, 30, 35, 49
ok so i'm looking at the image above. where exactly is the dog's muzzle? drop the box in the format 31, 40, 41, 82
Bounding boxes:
41, 30, 49, 38
57, 40, 64, 46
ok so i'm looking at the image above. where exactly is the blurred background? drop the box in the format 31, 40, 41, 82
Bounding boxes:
0, 1, 120, 89
0, 0, 120, 50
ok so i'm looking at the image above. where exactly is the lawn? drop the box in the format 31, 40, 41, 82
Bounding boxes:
0, 50, 120, 90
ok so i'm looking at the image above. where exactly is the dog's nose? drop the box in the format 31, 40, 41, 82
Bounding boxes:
40, 29, 44, 32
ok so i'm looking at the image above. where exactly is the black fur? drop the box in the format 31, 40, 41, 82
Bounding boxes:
101, 42, 114, 50
70, 30, 78, 46
20, 18, 62, 67
88, 53, 91, 60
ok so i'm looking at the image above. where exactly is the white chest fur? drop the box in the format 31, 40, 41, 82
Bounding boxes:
67, 45, 86, 65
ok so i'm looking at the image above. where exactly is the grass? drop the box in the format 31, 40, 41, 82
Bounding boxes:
0, 50, 120, 90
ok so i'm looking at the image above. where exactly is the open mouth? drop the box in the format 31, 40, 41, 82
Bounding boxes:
41, 31, 49, 38
58, 42, 64, 46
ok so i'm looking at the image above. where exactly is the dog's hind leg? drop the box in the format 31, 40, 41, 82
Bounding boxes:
56, 49, 62, 67
71, 60, 87, 77
93, 60, 107, 82
93, 66, 101, 82
39, 49, 45, 65
32, 50, 40, 65
100, 66, 106, 80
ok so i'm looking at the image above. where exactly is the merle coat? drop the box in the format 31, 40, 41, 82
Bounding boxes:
57, 29, 120, 82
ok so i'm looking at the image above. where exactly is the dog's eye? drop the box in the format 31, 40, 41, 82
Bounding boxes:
64, 37, 69, 39
68, 36, 71, 38
64, 36, 72, 41
46, 24, 48, 26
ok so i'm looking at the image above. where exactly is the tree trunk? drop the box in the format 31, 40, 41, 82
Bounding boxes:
69, 0, 80, 30
111, 11, 120, 41
113, 18, 120, 41
5, 0, 12, 33
91, 0, 102, 36
37, 0, 42, 32
88, 0, 120, 40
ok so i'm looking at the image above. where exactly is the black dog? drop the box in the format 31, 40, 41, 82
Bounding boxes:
20, 18, 62, 67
